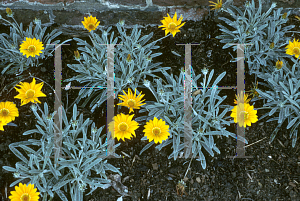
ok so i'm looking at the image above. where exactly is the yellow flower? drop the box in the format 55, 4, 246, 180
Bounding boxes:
285, 38, 300, 59
19, 37, 44, 58
275, 60, 283, 70
230, 103, 258, 128
295, 16, 300, 21
108, 113, 139, 141
14, 78, 46, 106
0, 101, 19, 124
143, 117, 170, 144
0, 120, 8, 131
9, 183, 40, 201
117, 88, 146, 114
234, 91, 251, 105
209, 0, 223, 11
82, 15, 100, 32
158, 12, 186, 37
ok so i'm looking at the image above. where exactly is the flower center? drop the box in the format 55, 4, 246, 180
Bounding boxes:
293, 47, 300, 55
127, 99, 135, 107
239, 111, 249, 120
217, 4, 222, 8
152, 127, 161, 136
118, 122, 128, 132
168, 22, 177, 30
88, 23, 95, 30
0, 109, 9, 117
26, 89, 35, 98
28, 45, 36, 52
21, 193, 30, 201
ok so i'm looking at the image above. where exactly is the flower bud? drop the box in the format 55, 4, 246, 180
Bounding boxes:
13, 172, 20, 178
34, 17, 41, 25
6, 8, 13, 17
146, 56, 152, 62
282, 13, 287, 19
269, 42, 274, 49
275, 60, 283, 70
143, 79, 150, 88
126, 54, 131, 62
119, 19, 125, 26
201, 67, 208, 75
30, 104, 37, 111
74, 50, 80, 60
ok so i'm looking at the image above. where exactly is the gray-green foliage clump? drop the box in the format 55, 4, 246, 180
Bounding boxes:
0, 12, 70, 75
65, 21, 170, 113
216, 0, 300, 147
216, 0, 295, 75
255, 58, 300, 147
3, 102, 121, 201
137, 67, 247, 169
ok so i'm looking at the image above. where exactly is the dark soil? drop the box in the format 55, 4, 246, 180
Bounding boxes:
1, 9, 300, 201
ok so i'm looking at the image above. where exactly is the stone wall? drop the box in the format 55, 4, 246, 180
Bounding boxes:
0, 0, 299, 36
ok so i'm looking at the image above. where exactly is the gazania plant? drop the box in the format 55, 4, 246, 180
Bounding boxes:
0, 7, 71, 87
3, 103, 121, 200
64, 15, 172, 113
217, 0, 300, 148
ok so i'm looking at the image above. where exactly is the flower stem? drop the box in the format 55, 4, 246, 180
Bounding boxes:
0, 18, 23, 37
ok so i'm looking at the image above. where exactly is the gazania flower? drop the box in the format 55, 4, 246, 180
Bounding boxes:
9, 183, 40, 201
230, 103, 258, 128
234, 92, 251, 105
108, 113, 139, 141
209, 0, 223, 11
158, 12, 186, 37
19, 37, 44, 58
275, 60, 283, 70
143, 117, 170, 144
117, 88, 146, 114
0, 120, 8, 131
285, 38, 300, 59
82, 15, 100, 32
14, 78, 46, 106
0, 101, 19, 124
